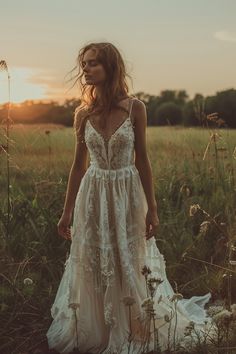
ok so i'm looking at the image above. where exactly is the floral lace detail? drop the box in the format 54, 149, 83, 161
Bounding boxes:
85, 116, 135, 170
109, 118, 135, 169
104, 302, 117, 328
66, 236, 166, 305
84, 127, 108, 169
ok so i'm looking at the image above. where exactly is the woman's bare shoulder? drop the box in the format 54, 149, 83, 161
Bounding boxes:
73, 106, 89, 131
132, 97, 146, 110
131, 98, 147, 125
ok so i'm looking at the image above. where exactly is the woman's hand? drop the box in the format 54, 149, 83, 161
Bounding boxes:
145, 208, 160, 240
57, 212, 72, 240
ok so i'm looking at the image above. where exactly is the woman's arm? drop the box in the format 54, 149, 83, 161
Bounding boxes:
133, 99, 159, 240
133, 99, 158, 211
57, 108, 88, 239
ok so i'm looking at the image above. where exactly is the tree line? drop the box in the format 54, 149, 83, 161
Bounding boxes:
0, 88, 235, 128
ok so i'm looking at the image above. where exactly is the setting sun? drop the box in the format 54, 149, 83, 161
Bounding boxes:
0, 66, 48, 104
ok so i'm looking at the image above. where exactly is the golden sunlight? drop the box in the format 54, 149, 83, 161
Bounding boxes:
0, 67, 47, 104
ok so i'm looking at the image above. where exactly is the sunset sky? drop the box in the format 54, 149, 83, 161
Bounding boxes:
0, 0, 235, 104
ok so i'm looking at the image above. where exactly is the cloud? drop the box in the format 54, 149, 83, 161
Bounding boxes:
214, 30, 236, 43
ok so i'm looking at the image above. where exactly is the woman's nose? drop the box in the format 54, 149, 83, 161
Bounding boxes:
83, 64, 89, 73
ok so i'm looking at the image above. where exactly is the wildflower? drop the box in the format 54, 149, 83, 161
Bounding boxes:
207, 305, 224, 317
0, 60, 8, 71
170, 293, 183, 302
23, 278, 33, 285
185, 187, 191, 197
180, 184, 191, 197
141, 298, 155, 317
199, 221, 211, 235
189, 321, 195, 329
141, 265, 152, 277
141, 297, 154, 309
212, 309, 233, 326
164, 314, 170, 322
189, 204, 201, 216
184, 321, 195, 336
147, 277, 163, 298
69, 303, 80, 310
122, 296, 136, 306
231, 304, 236, 319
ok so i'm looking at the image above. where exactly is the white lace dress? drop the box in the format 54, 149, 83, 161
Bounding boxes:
46, 98, 212, 354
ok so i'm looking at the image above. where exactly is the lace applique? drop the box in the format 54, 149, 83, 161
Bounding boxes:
85, 116, 135, 170
104, 302, 117, 328
67, 236, 155, 300
84, 126, 108, 169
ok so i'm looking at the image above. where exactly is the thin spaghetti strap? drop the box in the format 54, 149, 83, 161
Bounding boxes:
128, 97, 134, 119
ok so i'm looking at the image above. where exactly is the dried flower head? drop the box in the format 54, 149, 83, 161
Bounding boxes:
189, 204, 201, 216
122, 296, 136, 306
141, 265, 152, 277
0, 60, 8, 72
141, 297, 154, 308
199, 221, 211, 235
231, 304, 236, 319
229, 260, 236, 266
147, 277, 163, 298
170, 293, 184, 302
23, 278, 33, 285
213, 309, 233, 326
207, 305, 224, 317
69, 303, 80, 310
184, 321, 195, 336
164, 314, 170, 322
141, 297, 155, 317
180, 184, 191, 197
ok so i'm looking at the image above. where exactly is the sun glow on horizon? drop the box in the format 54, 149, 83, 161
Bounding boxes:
0, 66, 52, 104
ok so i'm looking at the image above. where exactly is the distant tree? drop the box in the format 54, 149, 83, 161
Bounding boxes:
154, 101, 183, 126
183, 93, 204, 126
0, 88, 235, 128
206, 89, 236, 128
176, 90, 189, 106
159, 90, 176, 105
135, 92, 159, 126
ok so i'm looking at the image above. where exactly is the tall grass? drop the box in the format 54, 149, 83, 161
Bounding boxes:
0, 121, 236, 353
0, 60, 12, 240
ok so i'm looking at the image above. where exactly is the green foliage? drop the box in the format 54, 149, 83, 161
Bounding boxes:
154, 101, 183, 126
1, 88, 236, 128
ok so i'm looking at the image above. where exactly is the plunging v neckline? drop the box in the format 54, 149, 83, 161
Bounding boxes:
87, 116, 131, 144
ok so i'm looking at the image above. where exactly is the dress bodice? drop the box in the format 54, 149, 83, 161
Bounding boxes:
84, 100, 135, 170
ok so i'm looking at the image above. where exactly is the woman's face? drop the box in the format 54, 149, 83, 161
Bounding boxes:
81, 49, 106, 86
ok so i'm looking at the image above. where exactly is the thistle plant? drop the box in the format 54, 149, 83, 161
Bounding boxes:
121, 295, 137, 353
186, 204, 236, 311
140, 265, 163, 353
0, 60, 13, 240
45, 129, 52, 176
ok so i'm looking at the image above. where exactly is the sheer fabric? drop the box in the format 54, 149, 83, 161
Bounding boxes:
46, 98, 213, 353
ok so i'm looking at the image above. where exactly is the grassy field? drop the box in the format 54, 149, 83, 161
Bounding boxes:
0, 123, 236, 353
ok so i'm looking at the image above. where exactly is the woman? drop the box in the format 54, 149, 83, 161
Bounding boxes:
46, 42, 212, 354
